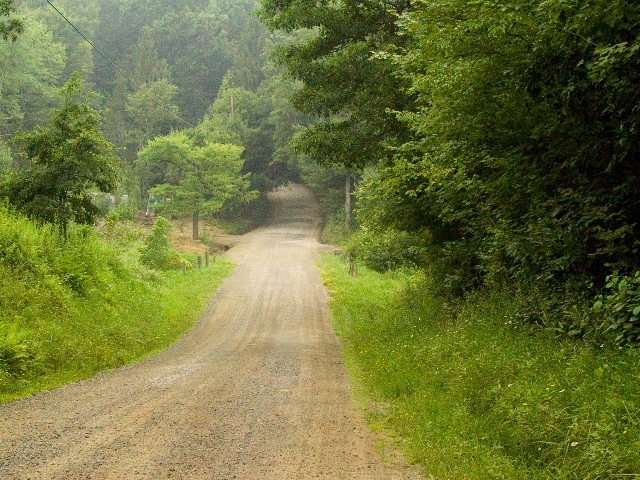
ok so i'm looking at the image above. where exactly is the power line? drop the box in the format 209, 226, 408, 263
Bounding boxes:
44, 0, 197, 129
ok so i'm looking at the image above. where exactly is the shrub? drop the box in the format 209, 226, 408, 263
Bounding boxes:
349, 228, 430, 272
0, 203, 237, 403
593, 271, 640, 344
112, 198, 139, 221
139, 216, 183, 270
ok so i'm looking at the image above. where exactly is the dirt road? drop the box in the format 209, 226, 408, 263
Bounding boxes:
0, 185, 419, 479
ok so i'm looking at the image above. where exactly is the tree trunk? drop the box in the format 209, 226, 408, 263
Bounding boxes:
345, 173, 353, 230
193, 209, 199, 240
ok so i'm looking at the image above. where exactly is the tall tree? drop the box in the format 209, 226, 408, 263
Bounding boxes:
125, 79, 180, 158
384, 0, 640, 288
0, 15, 66, 138
103, 74, 129, 154
41, 0, 99, 79
259, 0, 414, 170
223, 5, 268, 92
135, 130, 191, 195
2, 73, 119, 234
150, 7, 232, 123
260, 59, 309, 184
129, 29, 171, 86
147, 140, 256, 239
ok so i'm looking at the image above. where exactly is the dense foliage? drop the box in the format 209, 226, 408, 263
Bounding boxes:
144, 136, 256, 238
261, 0, 640, 343
2, 0, 306, 222
138, 216, 183, 270
322, 255, 640, 479
0, 204, 234, 403
2, 74, 118, 234
260, 0, 413, 170
391, 0, 640, 289
0, 0, 22, 41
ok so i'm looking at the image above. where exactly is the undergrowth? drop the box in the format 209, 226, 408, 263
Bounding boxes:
0, 206, 234, 403
320, 254, 640, 479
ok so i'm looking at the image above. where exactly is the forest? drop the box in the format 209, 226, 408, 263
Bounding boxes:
0, 0, 638, 342
0, 0, 306, 232
256, 1, 640, 477
260, 0, 640, 346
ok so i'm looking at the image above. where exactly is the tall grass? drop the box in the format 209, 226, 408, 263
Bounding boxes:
0, 206, 234, 403
320, 255, 640, 479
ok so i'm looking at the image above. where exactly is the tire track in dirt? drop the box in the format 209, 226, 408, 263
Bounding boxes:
0, 184, 420, 479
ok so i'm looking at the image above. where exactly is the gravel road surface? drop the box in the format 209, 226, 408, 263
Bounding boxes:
0, 184, 420, 479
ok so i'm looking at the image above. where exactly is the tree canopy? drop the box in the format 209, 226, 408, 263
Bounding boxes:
260, 0, 414, 170
0, 0, 23, 41
2, 73, 119, 234
140, 132, 257, 239
260, 0, 640, 340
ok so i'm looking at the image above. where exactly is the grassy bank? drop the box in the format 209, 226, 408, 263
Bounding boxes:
0, 207, 234, 404
320, 254, 640, 479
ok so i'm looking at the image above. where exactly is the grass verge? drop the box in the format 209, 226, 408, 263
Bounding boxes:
0, 207, 234, 404
320, 254, 640, 479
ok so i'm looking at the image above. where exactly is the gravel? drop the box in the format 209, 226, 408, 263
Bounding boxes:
0, 184, 420, 480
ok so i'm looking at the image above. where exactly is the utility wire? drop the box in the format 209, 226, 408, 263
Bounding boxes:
44, 0, 197, 129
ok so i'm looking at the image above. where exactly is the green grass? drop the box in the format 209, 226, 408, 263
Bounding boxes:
320, 254, 640, 479
0, 207, 234, 403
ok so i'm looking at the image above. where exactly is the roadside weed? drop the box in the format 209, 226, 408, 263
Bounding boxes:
0, 207, 234, 403
320, 255, 640, 479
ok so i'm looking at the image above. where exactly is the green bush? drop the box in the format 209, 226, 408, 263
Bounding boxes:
0, 205, 235, 403
103, 209, 144, 245
593, 271, 640, 344
112, 198, 140, 221
349, 228, 430, 272
139, 216, 183, 270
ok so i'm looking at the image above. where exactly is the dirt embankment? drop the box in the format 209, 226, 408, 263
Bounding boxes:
0, 184, 420, 479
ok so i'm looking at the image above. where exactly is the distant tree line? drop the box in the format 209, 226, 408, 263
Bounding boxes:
1, 0, 308, 235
